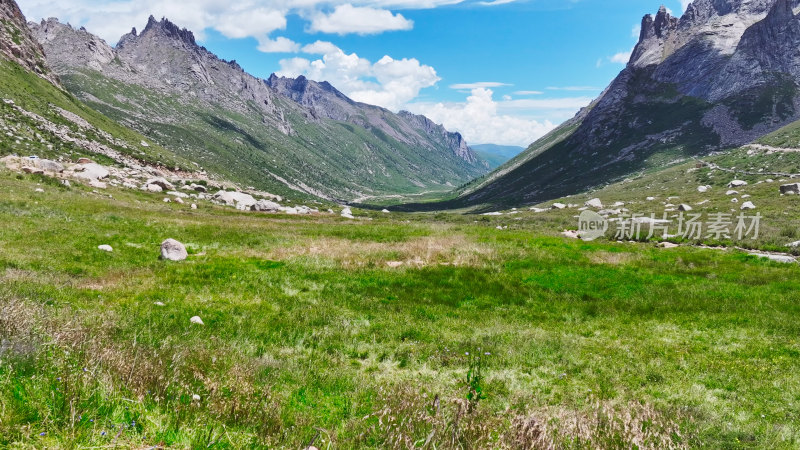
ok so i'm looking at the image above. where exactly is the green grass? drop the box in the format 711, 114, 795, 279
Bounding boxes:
1, 170, 799, 448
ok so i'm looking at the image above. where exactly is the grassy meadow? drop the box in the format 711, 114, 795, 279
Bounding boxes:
1, 169, 800, 448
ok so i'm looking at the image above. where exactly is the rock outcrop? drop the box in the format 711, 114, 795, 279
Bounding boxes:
0, 0, 56, 83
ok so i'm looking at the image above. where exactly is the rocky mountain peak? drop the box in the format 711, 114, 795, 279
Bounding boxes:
140, 16, 197, 47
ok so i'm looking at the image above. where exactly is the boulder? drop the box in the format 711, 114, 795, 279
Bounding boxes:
697, 185, 710, 193
728, 180, 748, 187
160, 239, 188, 261
585, 198, 603, 209
551, 203, 567, 209
726, 190, 738, 196
146, 183, 163, 193
740, 201, 756, 210
659, 242, 680, 249
98, 245, 113, 252
213, 191, 257, 210
780, 183, 800, 195
341, 207, 354, 219
89, 180, 107, 189
191, 204, 198, 210
190, 316, 204, 325
749, 253, 795, 264
76, 157, 94, 164
74, 163, 109, 181
145, 177, 175, 191
251, 200, 281, 212
381, 209, 391, 213
678, 204, 693, 212
34, 159, 64, 173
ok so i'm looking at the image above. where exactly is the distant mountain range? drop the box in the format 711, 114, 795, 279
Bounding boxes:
21, 15, 487, 201
470, 144, 524, 170
405, 0, 800, 210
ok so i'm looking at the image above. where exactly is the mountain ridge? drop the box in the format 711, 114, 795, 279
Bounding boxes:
28, 16, 487, 201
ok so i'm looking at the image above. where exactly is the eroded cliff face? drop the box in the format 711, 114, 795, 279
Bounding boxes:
0, 0, 56, 84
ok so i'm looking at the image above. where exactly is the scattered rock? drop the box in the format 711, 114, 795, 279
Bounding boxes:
659, 242, 680, 249
726, 190, 739, 196
551, 202, 567, 209
145, 177, 175, 191
35, 159, 64, 173
483, 211, 503, 216
748, 253, 796, 263
646, 196, 656, 201
740, 201, 756, 210
89, 180, 107, 189
386, 261, 403, 268
697, 185, 711, 193
174, 197, 184, 204
61, 180, 71, 187
154, 302, 165, 306
191, 203, 198, 210
74, 163, 110, 181
34, 188, 44, 193
381, 209, 391, 213
728, 180, 748, 187
76, 158, 93, 164
678, 204, 693, 212
585, 198, 603, 209
140, 140, 150, 147
190, 316, 204, 325
786, 240, 800, 248
163, 198, 171, 203
146, 183, 163, 193
251, 199, 281, 212
160, 238, 188, 261
341, 207, 354, 219
97, 245, 113, 252
780, 183, 800, 195
213, 190, 256, 210
561, 230, 580, 239
192, 394, 202, 401
731, 198, 739, 203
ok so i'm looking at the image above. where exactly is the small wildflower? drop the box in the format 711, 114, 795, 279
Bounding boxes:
89, 419, 94, 423
56, 377, 61, 381
465, 352, 469, 356
101, 431, 106, 436
39, 432, 46, 436
484, 352, 490, 355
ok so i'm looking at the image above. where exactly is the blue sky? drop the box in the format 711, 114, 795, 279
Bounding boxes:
19, 0, 689, 145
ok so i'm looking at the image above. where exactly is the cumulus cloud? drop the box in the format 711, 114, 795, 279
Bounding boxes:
514, 90, 544, 95
405, 88, 588, 147
277, 47, 439, 111
301, 40, 340, 54
257, 36, 301, 53
308, 4, 413, 35
680, 0, 692, 12
17, 0, 436, 46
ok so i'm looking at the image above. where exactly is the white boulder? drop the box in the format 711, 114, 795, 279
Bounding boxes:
160, 238, 188, 261
585, 198, 603, 209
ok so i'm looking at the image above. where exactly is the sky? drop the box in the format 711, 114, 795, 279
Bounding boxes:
18, 0, 690, 146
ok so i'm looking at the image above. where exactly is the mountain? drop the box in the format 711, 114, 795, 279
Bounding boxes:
470, 144, 525, 170
425, 0, 800, 210
29, 17, 487, 201
0, 0, 55, 84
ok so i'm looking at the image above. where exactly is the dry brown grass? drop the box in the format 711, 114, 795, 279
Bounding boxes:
258, 235, 495, 268
354, 385, 688, 449
588, 251, 641, 265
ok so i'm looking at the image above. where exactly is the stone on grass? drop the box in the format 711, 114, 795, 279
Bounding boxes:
659, 242, 680, 249
381, 209, 390, 213
697, 185, 710, 193
728, 180, 748, 187
146, 183, 163, 193
145, 177, 175, 191
191, 204, 197, 210
89, 180, 107, 189
780, 183, 800, 195
386, 261, 403, 268
74, 163, 110, 181
678, 204, 693, 212
726, 190, 738, 196
551, 203, 567, 209
213, 191, 257, 210
190, 316, 204, 325
740, 201, 756, 210
561, 230, 580, 239
585, 198, 603, 209
748, 253, 796, 263
251, 199, 281, 212
160, 238, 188, 261
154, 302, 165, 306
192, 394, 202, 401
97, 244, 113, 252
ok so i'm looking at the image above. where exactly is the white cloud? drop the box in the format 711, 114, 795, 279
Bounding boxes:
449, 82, 510, 89
308, 4, 413, 35
301, 40, 340, 54
609, 50, 631, 64
214, 7, 287, 39
406, 88, 585, 147
277, 48, 439, 111
514, 90, 543, 95
631, 24, 641, 38
680, 0, 692, 12
257, 36, 301, 53
477, 0, 518, 5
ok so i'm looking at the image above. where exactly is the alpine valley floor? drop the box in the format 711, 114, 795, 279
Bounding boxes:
1, 168, 799, 448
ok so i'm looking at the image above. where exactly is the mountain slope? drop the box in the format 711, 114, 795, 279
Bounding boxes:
30, 17, 487, 201
429, 0, 800, 210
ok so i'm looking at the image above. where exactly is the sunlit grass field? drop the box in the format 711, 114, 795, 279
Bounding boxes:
1, 170, 799, 448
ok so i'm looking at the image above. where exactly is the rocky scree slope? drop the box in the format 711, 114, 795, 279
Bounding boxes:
0, 0, 55, 84
431, 0, 800, 211
30, 17, 487, 201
